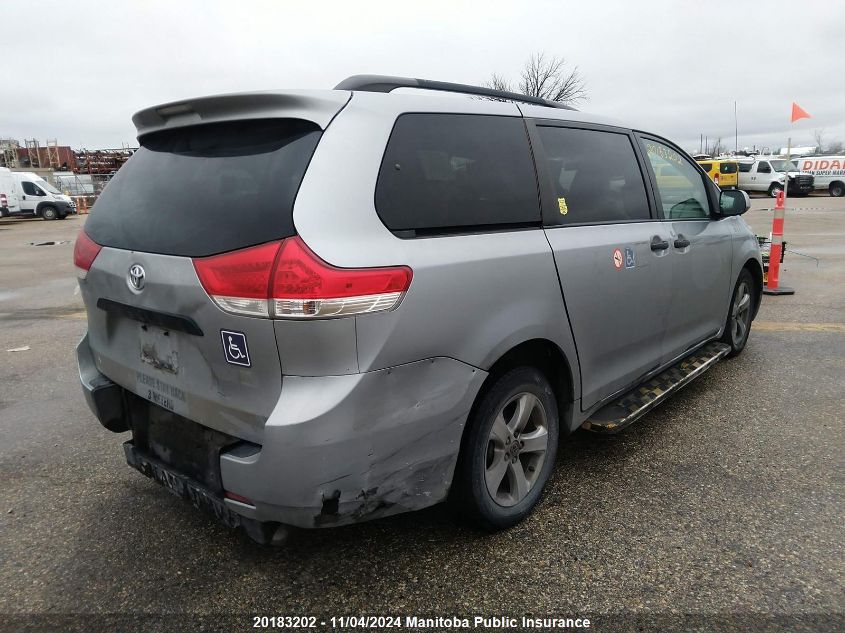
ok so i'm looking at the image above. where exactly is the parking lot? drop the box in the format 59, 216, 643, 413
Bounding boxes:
1, 197, 843, 630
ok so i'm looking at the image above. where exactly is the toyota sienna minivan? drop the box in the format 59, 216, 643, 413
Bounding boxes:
75, 75, 762, 544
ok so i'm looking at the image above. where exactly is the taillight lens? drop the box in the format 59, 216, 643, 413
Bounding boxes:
193, 241, 280, 317
193, 236, 412, 319
73, 230, 102, 279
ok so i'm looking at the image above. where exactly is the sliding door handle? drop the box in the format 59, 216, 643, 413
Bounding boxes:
674, 235, 691, 248
650, 236, 669, 251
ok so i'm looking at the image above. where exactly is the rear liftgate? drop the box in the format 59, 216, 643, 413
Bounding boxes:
582, 342, 731, 434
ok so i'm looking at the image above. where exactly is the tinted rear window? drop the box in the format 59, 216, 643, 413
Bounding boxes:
85, 119, 321, 257
375, 114, 539, 235
720, 162, 738, 173
738, 162, 753, 172
698, 162, 713, 171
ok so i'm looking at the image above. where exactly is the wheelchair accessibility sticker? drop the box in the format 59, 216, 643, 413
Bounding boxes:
221, 330, 251, 367
625, 247, 636, 269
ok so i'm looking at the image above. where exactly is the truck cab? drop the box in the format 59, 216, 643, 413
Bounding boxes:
737, 158, 814, 197
10, 172, 77, 219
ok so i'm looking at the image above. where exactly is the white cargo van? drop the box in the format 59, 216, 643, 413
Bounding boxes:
0, 167, 21, 217
793, 156, 845, 197
8, 172, 76, 219
736, 158, 815, 197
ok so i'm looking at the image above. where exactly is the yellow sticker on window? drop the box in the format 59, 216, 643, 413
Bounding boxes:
558, 197, 568, 215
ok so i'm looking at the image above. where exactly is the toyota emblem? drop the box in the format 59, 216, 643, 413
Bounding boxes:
128, 264, 146, 292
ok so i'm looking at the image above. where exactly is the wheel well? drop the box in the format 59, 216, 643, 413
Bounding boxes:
473, 339, 574, 434
743, 258, 763, 319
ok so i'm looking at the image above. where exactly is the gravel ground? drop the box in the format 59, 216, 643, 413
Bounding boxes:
0, 196, 843, 632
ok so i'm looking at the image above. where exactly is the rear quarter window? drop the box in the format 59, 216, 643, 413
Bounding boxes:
738, 162, 753, 173
720, 163, 738, 173
375, 114, 539, 236
84, 118, 321, 257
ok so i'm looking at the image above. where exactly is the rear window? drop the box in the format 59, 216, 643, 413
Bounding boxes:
85, 119, 321, 257
698, 162, 713, 171
375, 114, 539, 236
738, 162, 753, 173
720, 162, 738, 173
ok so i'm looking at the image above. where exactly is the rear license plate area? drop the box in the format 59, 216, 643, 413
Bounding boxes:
123, 441, 241, 528
127, 394, 238, 494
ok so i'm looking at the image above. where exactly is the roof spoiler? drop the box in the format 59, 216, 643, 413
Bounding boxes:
335, 74, 575, 111
131, 90, 351, 139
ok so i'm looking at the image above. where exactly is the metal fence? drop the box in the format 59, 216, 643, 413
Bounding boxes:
53, 173, 113, 197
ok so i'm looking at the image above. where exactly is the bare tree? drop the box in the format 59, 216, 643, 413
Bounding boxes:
710, 137, 723, 157
487, 73, 513, 94
813, 128, 825, 153
487, 52, 587, 105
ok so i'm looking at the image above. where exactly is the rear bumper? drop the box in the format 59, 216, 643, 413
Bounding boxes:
77, 333, 487, 529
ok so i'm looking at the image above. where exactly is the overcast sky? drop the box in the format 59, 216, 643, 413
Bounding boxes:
3, 0, 843, 154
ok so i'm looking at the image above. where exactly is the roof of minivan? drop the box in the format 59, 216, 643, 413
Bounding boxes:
132, 87, 634, 140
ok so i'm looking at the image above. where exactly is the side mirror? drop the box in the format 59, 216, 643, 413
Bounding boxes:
718, 189, 749, 216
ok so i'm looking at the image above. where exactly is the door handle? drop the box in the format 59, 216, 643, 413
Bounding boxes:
674, 235, 690, 248
650, 236, 669, 251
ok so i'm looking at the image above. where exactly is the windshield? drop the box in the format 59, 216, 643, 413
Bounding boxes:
770, 160, 799, 173
33, 177, 61, 194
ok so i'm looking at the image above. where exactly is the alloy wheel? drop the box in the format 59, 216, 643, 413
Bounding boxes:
731, 280, 752, 347
484, 392, 549, 507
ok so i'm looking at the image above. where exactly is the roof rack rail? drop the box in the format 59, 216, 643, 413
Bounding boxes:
334, 74, 575, 111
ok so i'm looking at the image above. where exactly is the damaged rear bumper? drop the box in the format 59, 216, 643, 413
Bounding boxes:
77, 333, 487, 530
221, 357, 487, 528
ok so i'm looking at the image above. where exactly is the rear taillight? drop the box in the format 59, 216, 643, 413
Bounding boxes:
193, 237, 412, 319
193, 241, 280, 317
73, 230, 102, 279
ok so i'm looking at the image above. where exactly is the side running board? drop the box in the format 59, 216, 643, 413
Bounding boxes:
582, 341, 732, 434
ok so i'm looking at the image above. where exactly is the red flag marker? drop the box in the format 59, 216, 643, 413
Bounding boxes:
790, 102, 811, 123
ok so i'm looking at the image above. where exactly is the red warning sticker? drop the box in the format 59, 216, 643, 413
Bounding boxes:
612, 248, 623, 270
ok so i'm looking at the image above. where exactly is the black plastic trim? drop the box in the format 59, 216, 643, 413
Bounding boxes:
96, 298, 204, 336
335, 74, 575, 110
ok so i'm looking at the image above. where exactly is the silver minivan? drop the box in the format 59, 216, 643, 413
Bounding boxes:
75, 76, 762, 543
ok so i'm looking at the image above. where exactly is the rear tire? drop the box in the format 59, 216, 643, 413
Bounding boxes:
452, 367, 559, 531
830, 182, 845, 197
720, 268, 755, 357
41, 206, 58, 220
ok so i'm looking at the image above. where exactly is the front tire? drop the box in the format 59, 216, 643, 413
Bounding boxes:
453, 367, 559, 531
830, 182, 845, 197
721, 268, 755, 357
41, 206, 58, 220
768, 183, 783, 198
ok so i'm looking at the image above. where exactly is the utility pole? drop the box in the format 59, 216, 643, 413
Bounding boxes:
734, 101, 738, 153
